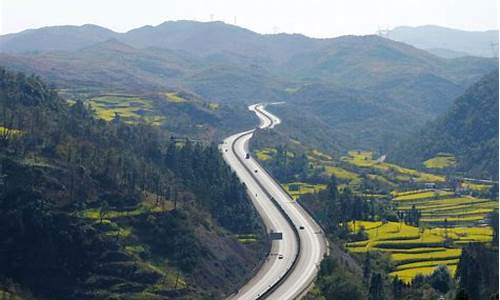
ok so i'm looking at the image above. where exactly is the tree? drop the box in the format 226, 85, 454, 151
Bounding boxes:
488, 210, 498, 245
99, 201, 109, 223
363, 252, 371, 282
456, 246, 481, 300
391, 276, 404, 300
326, 175, 340, 231
429, 265, 451, 294
455, 289, 469, 300
456, 244, 499, 300
489, 183, 498, 200
368, 272, 384, 300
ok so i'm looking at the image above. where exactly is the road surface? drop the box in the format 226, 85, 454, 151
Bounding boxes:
221, 103, 327, 300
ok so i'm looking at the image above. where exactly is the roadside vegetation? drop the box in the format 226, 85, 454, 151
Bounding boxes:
0, 69, 266, 299
252, 124, 498, 300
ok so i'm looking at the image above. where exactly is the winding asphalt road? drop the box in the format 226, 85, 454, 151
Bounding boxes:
221, 104, 327, 300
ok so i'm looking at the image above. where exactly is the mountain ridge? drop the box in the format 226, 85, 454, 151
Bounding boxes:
386, 25, 499, 58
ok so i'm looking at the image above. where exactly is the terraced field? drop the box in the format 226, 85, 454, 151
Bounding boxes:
307, 149, 361, 185
342, 151, 445, 183
392, 189, 497, 226
346, 220, 493, 283
461, 181, 492, 192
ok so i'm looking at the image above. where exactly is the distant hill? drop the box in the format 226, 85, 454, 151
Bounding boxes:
386, 25, 499, 58
390, 70, 499, 179
0, 21, 497, 151
0, 24, 117, 52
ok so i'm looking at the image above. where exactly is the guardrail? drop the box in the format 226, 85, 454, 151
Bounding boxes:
253, 105, 330, 298
230, 121, 302, 299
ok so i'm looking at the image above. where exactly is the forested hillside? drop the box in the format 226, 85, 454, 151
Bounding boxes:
0, 68, 265, 299
390, 70, 499, 179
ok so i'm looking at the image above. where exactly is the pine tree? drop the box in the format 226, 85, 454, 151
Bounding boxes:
368, 272, 384, 300
391, 276, 403, 300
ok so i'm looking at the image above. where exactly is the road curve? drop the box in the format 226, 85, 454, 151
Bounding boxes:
221, 103, 327, 300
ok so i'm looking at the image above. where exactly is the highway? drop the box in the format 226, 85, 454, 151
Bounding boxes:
221, 103, 327, 300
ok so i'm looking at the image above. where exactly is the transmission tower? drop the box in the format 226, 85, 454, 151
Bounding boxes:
377, 25, 390, 37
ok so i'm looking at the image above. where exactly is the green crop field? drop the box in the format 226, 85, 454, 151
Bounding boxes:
282, 182, 327, 200
346, 220, 493, 283
424, 153, 457, 169
88, 95, 164, 125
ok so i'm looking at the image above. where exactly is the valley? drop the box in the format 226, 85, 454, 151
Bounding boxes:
0, 15, 498, 300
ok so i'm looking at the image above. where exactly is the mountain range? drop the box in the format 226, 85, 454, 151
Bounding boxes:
0, 21, 497, 151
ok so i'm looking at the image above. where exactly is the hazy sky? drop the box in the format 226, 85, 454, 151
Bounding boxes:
1, 0, 498, 37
